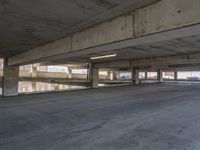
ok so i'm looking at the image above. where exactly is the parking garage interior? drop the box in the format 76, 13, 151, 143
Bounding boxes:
0, 0, 200, 149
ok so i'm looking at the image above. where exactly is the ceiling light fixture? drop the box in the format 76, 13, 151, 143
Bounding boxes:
90, 53, 117, 60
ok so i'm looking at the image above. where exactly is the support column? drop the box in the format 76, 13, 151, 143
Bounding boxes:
110, 71, 114, 80
112, 70, 118, 80
132, 67, 139, 85
68, 68, 73, 78
174, 71, 178, 80
104, 69, 112, 80
145, 71, 148, 79
31, 64, 37, 78
107, 70, 111, 80
88, 64, 99, 88
157, 69, 164, 82
2, 58, 19, 96
31, 82, 37, 92
31, 65, 37, 92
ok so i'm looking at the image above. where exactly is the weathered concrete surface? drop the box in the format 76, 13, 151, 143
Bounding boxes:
134, 0, 200, 36
94, 52, 200, 69
0, 0, 158, 57
92, 67, 99, 88
2, 59, 19, 96
72, 15, 134, 51
8, 0, 200, 65
157, 69, 163, 82
0, 83, 200, 149
132, 68, 139, 84
19, 77, 90, 87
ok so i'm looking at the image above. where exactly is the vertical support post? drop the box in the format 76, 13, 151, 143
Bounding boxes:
31, 82, 37, 92
2, 58, 19, 96
132, 67, 139, 85
158, 69, 164, 82
31, 65, 37, 92
88, 63, 92, 82
145, 71, 148, 79
88, 63, 99, 88
112, 70, 118, 80
31, 64, 37, 78
92, 67, 99, 88
107, 70, 111, 80
68, 68, 73, 78
174, 71, 178, 80
110, 71, 114, 80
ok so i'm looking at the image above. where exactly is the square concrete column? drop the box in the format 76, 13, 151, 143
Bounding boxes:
107, 70, 111, 80
68, 68, 73, 78
157, 69, 164, 82
30, 65, 37, 92
174, 71, 178, 80
132, 68, 139, 85
112, 70, 118, 80
88, 63, 99, 88
2, 59, 19, 96
31, 82, 37, 92
31, 64, 37, 78
145, 71, 148, 79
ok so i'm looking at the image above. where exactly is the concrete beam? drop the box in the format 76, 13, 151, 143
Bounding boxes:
9, 37, 72, 66
95, 53, 200, 69
8, 0, 200, 66
131, 53, 200, 68
8, 15, 133, 66
134, 0, 200, 36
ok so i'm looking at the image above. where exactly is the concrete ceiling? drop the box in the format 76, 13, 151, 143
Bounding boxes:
0, 0, 158, 57
42, 34, 200, 65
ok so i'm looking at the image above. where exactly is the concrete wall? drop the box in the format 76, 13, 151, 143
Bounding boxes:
20, 71, 68, 79
36, 72, 67, 79
19, 70, 88, 79
70, 74, 87, 79
19, 71, 32, 78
